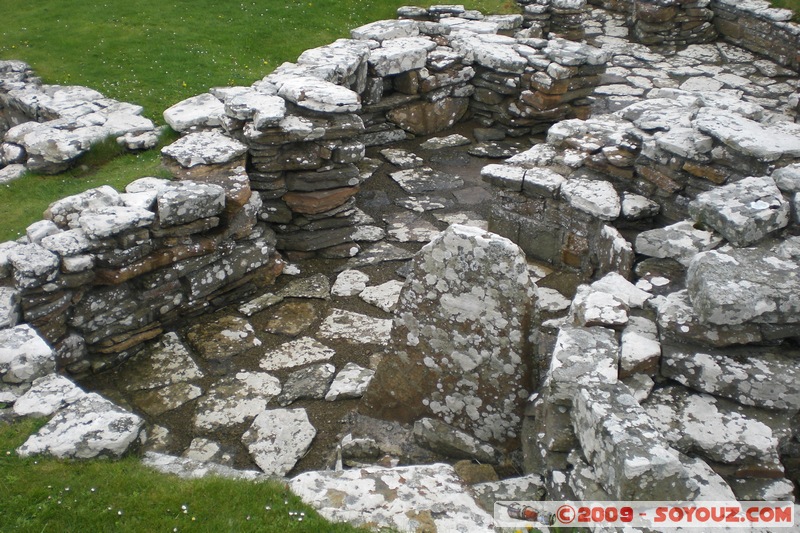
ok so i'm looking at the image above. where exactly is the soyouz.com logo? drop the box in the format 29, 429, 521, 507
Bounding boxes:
494, 501, 796, 528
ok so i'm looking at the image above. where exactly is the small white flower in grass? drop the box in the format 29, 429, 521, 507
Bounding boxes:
264, 506, 271, 511
117, 510, 123, 516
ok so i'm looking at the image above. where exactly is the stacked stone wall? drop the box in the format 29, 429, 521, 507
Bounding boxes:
0, 61, 158, 178
160, 10, 608, 260
0, 175, 283, 385
711, 0, 800, 72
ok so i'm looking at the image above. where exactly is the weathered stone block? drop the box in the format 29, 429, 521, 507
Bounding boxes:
361, 225, 535, 449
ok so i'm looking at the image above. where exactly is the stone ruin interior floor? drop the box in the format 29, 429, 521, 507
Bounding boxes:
13, 2, 800, 516
77, 119, 542, 475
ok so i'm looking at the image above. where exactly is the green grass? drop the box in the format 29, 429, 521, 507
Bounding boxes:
0, 418, 372, 533
771, 0, 800, 13
0, 0, 516, 242
0, 0, 517, 121
0, 139, 175, 242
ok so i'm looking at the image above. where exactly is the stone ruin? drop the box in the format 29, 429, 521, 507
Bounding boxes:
2, 0, 800, 530
0, 61, 159, 179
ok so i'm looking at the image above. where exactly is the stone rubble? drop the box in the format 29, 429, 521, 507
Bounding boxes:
0, 61, 158, 175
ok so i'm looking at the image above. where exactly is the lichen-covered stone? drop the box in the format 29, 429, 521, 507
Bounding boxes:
0, 324, 55, 384
635, 221, 723, 266
12, 374, 86, 417
653, 290, 762, 347
289, 463, 495, 532
361, 225, 535, 448
661, 344, 800, 411
242, 408, 316, 476
17, 393, 144, 459
543, 325, 618, 406
687, 237, 800, 325
619, 316, 661, 378
162, 93, 225, 132
569, 285, 629, 329
325, 362, 374, 401
156, 181, 226, 227
688, 176, 790, 247
560, 178, 620, 220
572, 382, 734, 501
193, 371, 281, 431
644, 385, 783, 472
161, 131, 248, 168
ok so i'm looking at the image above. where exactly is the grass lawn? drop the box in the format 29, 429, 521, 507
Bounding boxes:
772, 0, 800, 15
0, 0, 516, 242
0, 418, 372, 533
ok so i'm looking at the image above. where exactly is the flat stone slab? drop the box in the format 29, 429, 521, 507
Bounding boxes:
395, 194, 455, 212
341, 242, 415, 270
277, 76, 361, 114
17, 393, 144, 459
260, 337, 336, 372
13, 374, 86, 418
362, 225, 534, 446
543, 326, 619, 406
694, 107, 800, 162
380, 148, 424, 169
652, 290, 762, 347
275, 363, 336, 406
279, 273, 331, 299
193, 371, 281, 431
289, 463, 495, 532
185, 316, 261, 360
590, 272, 651, 309
689, 176, 789, 247
389, 167, 463, 194
242, 408, 316, 476
570, 285, 629, 329
644, 385, 782, 471
687, 237, 800, 325
619, 316, 661, 378
331, 269, 370, 297
142, 451, 266, 481
318, 309, 393, 345
263, 300, 320, 336
561, 178, 620, 220
156, 181, 225, 227
120, 332, 204, 391
635, 220, 722, 266
434, 211, 488, 231
536, 287, 571, 314
661, 344, 800, 411
359, 280, 404, 313
419, 134, 470, 150
161, 130, 248, 168
0, 324, 55, 384
132, 382, 203, 417
385, 212, 441, 243
162, 93, 225, 132
238, 292, 284, 316
182, 437, 235, 466
325, 362, 375, 401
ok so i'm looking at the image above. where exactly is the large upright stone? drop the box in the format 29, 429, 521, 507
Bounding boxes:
360, 225, 535, 448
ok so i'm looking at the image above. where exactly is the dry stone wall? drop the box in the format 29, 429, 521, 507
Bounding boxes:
0, 173, 283, 395
160, 10, 608, 259
0, 61, 159, 178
